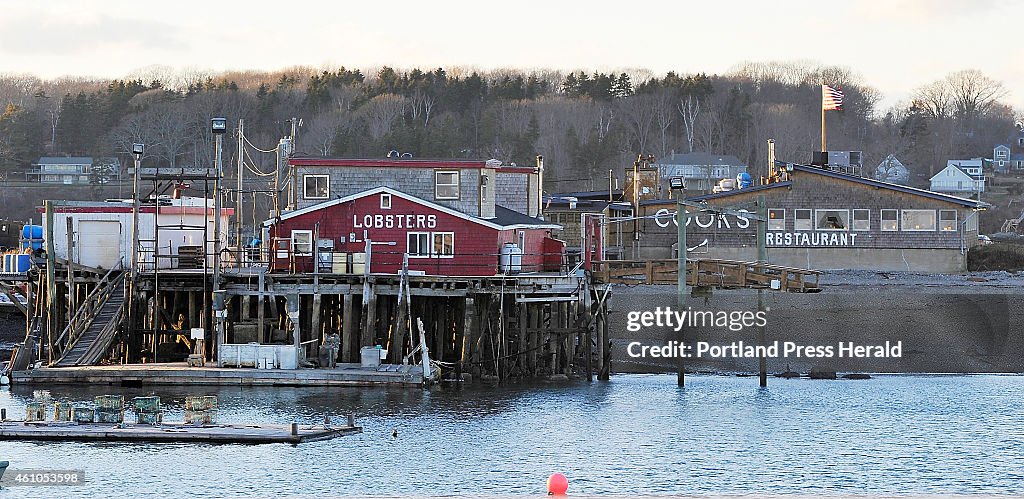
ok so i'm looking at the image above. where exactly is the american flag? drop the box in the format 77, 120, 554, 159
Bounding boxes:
822, 84, 844, 111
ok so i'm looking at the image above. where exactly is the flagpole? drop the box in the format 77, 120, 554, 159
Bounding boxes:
820, 84, 827, 152
821, 104, 826, 152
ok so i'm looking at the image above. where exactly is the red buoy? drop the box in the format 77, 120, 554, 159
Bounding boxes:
547, 473, 568, 495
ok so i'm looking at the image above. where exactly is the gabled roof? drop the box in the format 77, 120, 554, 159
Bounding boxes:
932, 164, 983, 181
35, 156, 92, 165
264, 186, 560, 230
688, 163, 989, 209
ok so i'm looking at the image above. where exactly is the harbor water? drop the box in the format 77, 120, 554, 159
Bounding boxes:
1, 374, 1022, 497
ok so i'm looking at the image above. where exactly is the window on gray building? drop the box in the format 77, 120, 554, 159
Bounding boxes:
794, 209, 812, 231
939, 210, 958, 231
852, 209, 870, 231
881, 210, 898, 231
901, 210, 936, 231
435, 171, 460, 200
303, 175, 329, 199
815, 209, 849, 230
768, 209, 785, 230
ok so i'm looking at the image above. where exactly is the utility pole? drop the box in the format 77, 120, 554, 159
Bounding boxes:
670, 177, 687, 387
237, 119, 244, 248
129, 143, 144, 349
211, 118, 227, 363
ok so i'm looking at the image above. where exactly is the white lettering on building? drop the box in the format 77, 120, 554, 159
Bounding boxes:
653, 208, 751, 229
353, 213, 437, 229
765, 232, 858, 247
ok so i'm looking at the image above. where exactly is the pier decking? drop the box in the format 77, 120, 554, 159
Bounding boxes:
0, 420, 361, 444
12, 362, 424, 387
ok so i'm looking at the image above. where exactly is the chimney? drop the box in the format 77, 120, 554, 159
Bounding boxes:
535, 155, 544, 220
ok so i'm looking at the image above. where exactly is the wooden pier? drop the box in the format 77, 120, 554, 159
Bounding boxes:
12, 362, 424, 387
0, 420, 361, 444
593, 258, 822, 292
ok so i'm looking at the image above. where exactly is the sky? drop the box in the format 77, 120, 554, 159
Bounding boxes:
0, 0, 1021, 113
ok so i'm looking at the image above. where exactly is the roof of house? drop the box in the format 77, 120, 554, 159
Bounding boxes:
264, 186, 560, 231
288, 156, 537, 174
655, 152, 747, 168
685, 163, 988, 209
35, 156, 92, 165
933, 164, 985, 181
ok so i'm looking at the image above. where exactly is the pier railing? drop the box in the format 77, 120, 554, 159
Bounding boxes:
592, 258, 821, 292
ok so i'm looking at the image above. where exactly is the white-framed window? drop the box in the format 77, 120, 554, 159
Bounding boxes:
435, 171, 460, 200
815, 209, 849, 230
794, 209, 812, 231
291, 230, 313, 255
768, 209, 785, 230
996, 149, 1008, 159
433, 232, 454, 258
901, 209, 936, 231
939, 210, 958, 231
881, 210, 898, 231
380, 193, 392, 209
303, 174, 329, 199
407, 232, 431, 258
852, 209, 870, 231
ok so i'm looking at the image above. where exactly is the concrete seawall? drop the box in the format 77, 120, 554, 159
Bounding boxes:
608, 273, 1024, 374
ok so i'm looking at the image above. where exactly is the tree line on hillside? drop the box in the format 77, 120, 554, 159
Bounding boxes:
0, 62, 1019, 194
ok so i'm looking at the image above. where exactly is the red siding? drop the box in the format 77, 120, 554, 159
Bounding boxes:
269, 192, 554, 276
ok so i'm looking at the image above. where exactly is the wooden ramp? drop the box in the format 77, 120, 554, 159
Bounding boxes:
593, 258, 821, 292
52, 272, 125, 367
0, 420, 361, 444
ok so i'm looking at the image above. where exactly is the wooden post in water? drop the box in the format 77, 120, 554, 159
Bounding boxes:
757, 193, 768, 388
342, 294, 354, 363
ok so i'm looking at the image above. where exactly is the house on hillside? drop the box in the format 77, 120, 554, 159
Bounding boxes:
873, 154, 910, 185
654, 152, 748, 192
28, 156, 120, 184
930, 160, 985, 194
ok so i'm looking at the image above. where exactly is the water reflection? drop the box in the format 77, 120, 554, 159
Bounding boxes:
1, 375, 1023, 498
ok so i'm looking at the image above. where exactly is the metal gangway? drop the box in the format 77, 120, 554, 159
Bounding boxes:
51, 268, 126, 367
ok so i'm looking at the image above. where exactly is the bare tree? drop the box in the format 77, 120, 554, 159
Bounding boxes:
361, 93, 407, 140
678, 94, 701, 153
619, 94, 656, 154
945, 69, 1008, 122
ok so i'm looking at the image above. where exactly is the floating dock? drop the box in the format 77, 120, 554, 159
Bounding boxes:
12, 362, 424, 387
0, 420, 361, 444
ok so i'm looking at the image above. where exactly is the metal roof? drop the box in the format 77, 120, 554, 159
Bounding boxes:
684, 164, 989, 209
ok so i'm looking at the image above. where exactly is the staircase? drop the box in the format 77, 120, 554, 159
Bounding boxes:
52, 272, 126, 367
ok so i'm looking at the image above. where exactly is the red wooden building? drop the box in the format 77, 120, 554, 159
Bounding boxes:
264, 187, 564, 276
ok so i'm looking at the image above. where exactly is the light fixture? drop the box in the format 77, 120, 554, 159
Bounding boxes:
211, 117, 227, 134
669, 177, 685, 190
132, 143, 144, 156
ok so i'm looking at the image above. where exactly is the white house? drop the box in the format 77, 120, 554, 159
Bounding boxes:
930, 162, 985, 194
28, 157, 120, 184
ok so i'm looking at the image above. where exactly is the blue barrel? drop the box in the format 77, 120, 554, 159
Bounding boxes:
736, 172, 753, 189
21, 225, 43, 251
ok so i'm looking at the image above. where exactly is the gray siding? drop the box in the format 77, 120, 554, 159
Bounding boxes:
496, 172, 529, 214
296, 166, 482, 216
